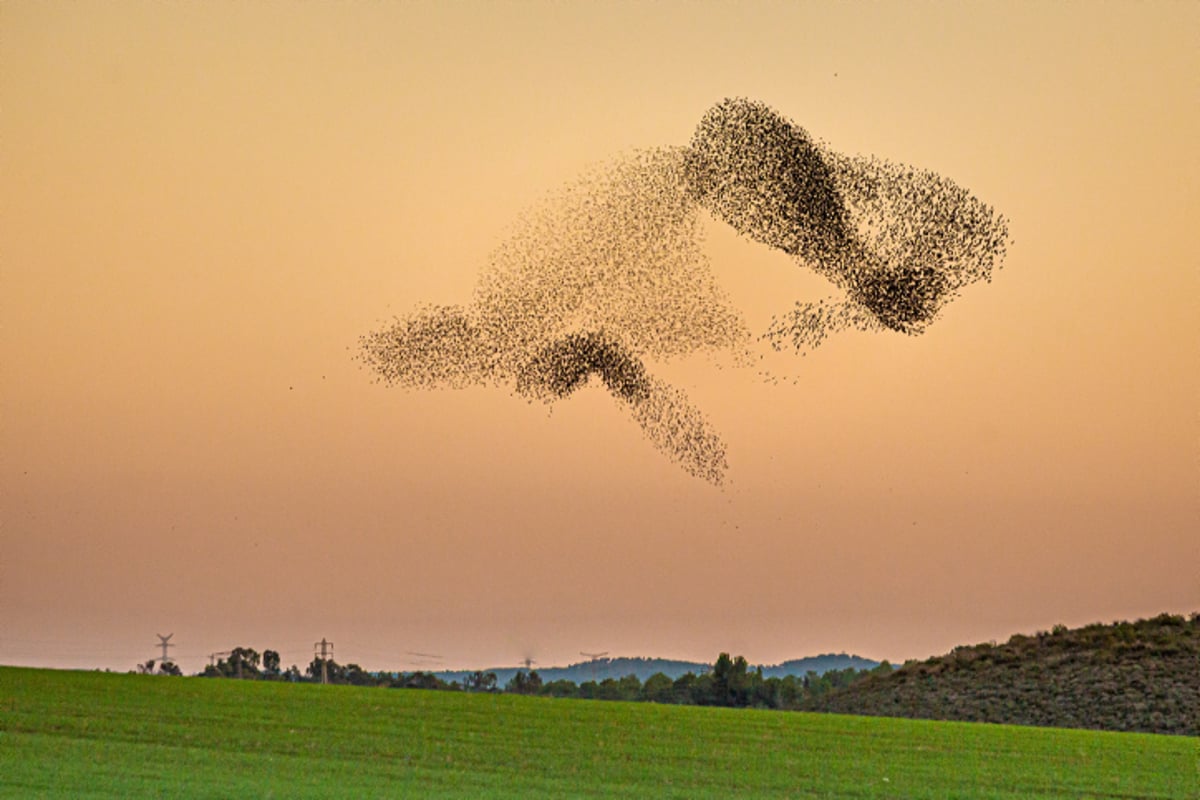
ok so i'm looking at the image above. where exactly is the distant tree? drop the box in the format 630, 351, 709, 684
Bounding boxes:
400, 671, 443, 690
464, 671, 497, 692
617, 674, 642, 701
343, 663, 375, 686
642, 672, 674, 703
711, 653, 733, 704
200, 648, 262, 679
776, 674, 804, 709
137, 659, 181, 676
262, 650, 282, 678
672, 672, 698, 704
306, 657, 346, 684
751, 672, 780, 709
691, 672, 716, 705
506, 670, 544, 695
540, 679, 579, 698
229, 647, 261, 679
711, 653, 753, 706
594, 678, 624, 701
730, 657, 753, 706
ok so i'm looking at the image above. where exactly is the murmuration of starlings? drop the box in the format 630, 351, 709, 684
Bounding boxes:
359, 98, 1009, 484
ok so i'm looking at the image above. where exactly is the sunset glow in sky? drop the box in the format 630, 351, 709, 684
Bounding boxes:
3, 2, 1197, 675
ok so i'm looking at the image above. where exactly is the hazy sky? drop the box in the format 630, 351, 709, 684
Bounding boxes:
3, 2, 1197, 675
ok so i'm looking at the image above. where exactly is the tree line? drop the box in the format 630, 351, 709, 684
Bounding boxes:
135, 613, 1198, 732
138, 648, 892, 711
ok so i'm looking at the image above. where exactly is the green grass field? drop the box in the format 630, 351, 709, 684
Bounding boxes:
1, 667, 1195, 798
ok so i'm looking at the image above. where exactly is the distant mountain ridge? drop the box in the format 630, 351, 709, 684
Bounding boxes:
431, 653, 879, 688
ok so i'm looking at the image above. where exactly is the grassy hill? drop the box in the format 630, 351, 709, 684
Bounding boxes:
2, 666, 1195, 798
807, 613, 1200, 735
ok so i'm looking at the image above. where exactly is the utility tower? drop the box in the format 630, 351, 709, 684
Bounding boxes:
580, 651, 608, 683
155, 633, 175, 665
314, 638, 334, 685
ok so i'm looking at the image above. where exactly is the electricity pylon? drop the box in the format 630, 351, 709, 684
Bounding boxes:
580, 651, 608, 683
314, 638, 334, 684
155, 633, 175, 664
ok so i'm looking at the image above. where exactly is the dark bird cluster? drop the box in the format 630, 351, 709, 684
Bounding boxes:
516, 331, 651, 404
685, 97, 852, 263
358, 98, 1009, 483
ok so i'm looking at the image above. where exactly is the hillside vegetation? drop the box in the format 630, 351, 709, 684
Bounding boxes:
808, 613, 1200, 735
1, 666, 1194, 799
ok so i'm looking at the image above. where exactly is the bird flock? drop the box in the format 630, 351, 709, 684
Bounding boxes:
359, 98, 1009, 484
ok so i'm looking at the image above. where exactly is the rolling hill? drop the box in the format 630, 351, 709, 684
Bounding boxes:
432, 653, 879, 687
807, 613, 1199, 735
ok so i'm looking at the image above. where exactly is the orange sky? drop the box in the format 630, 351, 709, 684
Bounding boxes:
3, 2, 1197, 674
